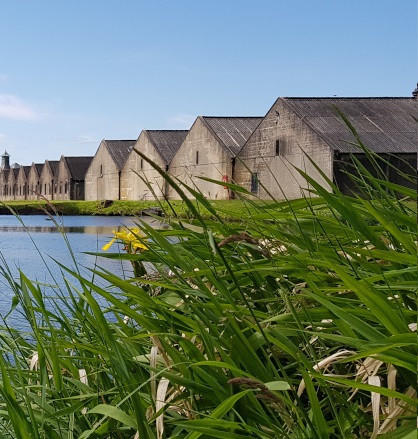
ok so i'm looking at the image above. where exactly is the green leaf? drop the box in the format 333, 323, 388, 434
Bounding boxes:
264, 381, 291, 391
88, 404, 137, 429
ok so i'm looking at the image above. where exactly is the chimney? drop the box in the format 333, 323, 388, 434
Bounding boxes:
413, 83, 418, 99
1, 151, 10, 170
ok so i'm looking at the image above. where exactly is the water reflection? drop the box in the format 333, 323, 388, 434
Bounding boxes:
0, 225, 117, 234
0, 215, 159, 329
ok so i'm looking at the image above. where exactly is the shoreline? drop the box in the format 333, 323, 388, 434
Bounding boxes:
0, 199, 252, 220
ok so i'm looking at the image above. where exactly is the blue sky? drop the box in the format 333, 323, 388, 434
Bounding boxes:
0, 0, 416, 164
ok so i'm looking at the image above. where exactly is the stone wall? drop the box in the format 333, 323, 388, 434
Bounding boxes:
85, 142, 121, 200
15, 168, 28, 200
234, 99, 333, 199
168, 117, 232, 200
120, 133, 167, 200
27, 166, 41, 200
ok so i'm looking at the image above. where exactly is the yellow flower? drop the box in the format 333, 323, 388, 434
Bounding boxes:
102, 227, 148, 252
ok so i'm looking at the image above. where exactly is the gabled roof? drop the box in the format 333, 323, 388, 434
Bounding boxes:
10, 167, 19, 179
201, 116, 263, 156
46, 160, 59, 176
281, 97, 418, 154
145, 130, 188, 164
103, 139, 136, 170
22, 165, 31, 177
34, 163, 44, 176
63, 156, 93, 180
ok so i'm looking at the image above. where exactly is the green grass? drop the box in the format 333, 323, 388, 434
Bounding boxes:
0, 142, 416, 438
0, 199, 268, 219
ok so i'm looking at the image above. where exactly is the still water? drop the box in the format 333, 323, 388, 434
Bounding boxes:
0, 215, 155, 328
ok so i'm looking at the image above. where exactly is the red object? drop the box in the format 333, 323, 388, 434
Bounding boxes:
222, 175, 229, 188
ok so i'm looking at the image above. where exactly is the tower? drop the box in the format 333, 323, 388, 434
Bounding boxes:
1, 151, 10, 170
412, 83, 418, 99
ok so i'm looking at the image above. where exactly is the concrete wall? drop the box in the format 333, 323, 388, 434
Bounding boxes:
27, 166, 41, 200
235, 99, 333, 199
85, 143, 120, 200
0, 173, 7, 199
15, 168, 28, 200
54, 158, 71, 200
6, 170, 20, 201
39, 162, 55, 200
168, 117, 232, 200
120, 132, 167, 200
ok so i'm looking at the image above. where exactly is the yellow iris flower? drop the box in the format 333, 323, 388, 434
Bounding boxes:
102, 227, 148, 252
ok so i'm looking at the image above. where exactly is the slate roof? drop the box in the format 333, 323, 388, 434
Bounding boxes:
201, 116, 263, 156
145, 130, 188, 164
103, 140, 136, 170
34, 163, 44, 175
282, 97, 418, 154
22, 166, 31, 177
63, 156, 93, 180
47, 160, 60, 176
11, 167, 19, 179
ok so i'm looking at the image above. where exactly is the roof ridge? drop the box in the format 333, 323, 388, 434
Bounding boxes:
202, 115, 263, 118
282, 97, 413, 100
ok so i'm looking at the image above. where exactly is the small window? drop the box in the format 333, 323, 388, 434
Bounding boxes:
65, 182, 68, 194
99, 164, 103, 177
140, 158, 143, 170
275, 139, 280, 156
196, 151, 199, 165
59, 184, 62, 194
44, 183, 47, 194
251, 173, 258, 193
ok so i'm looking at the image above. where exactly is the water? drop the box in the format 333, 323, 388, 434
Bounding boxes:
0, 215, 157, 328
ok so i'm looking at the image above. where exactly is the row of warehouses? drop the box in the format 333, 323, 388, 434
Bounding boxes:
0, 93, 417, 202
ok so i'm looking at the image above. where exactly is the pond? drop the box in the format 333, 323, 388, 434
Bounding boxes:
0, 215, 157, 328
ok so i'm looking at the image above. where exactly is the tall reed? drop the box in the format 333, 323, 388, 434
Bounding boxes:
0, 137, 416, 438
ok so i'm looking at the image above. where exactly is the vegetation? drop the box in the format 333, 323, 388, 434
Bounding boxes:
0, 146, 416, 438
0, 199, 266, 220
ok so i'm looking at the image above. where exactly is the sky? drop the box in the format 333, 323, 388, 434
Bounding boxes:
0, 0, 416, 165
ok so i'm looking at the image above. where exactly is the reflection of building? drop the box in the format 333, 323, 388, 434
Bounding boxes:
85, 140, 135, 201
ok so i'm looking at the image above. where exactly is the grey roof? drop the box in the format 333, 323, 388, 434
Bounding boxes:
34, 163, 44, 175
103, 140, 136, 170
282, 97, 418, 154
47, 160, 59, 176
202, 116, 263, 156
64, 156, 93, 180
146, 130, 188, 164
22, 165, 31, 177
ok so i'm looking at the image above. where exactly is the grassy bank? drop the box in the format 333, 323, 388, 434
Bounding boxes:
0, 199, 266, 220
0, 147, 416, 437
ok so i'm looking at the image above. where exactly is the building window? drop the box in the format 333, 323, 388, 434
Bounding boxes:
275, 139, 280, 156
196, 151, 199, 165
251, 173, 258, 193
99, 164, 103, 177
65, 182, 68, 194
140, 158, 143, 170
44, 183, 47, 194
59, 184, 62, 194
